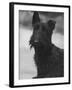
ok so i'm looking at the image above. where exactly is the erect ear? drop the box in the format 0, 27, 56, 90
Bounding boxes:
32, 11, 40, 26
47, 20, 56, 30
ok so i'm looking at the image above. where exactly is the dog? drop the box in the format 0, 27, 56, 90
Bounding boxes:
29, 11, 64, 78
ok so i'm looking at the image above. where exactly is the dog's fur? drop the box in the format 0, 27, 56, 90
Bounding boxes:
29, 12, 64, 78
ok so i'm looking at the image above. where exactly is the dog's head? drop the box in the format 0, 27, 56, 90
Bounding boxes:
29, 12, 56, 49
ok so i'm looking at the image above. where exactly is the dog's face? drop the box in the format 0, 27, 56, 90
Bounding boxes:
29, 12, 56, 49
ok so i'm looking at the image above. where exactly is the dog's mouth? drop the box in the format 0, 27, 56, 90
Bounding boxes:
29, 40, 44, 49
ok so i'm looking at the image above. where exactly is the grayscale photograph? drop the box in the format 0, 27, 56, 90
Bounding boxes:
9, 3, 70, 87
19, 10, 64, 80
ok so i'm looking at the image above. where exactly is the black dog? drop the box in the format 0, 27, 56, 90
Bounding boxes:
29, 12, 64, 78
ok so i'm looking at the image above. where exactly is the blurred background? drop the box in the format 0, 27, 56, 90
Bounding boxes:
19, 10, 64, 79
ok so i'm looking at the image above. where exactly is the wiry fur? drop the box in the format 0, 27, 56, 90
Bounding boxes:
29, 12, 64, 78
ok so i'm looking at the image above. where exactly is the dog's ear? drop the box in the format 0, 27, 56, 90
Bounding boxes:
47, 20, 56, 30
32, 11, 40, 26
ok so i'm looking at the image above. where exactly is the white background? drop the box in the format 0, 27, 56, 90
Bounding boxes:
0, 0, 71, 89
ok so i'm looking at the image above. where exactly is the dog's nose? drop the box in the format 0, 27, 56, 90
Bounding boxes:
33, 40, 40, 46
34, 40, 39, 43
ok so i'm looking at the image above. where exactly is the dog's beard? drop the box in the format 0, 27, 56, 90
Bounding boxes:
29, 41, 43, 49
29, 41, 48, 53
29, 39, 52, 52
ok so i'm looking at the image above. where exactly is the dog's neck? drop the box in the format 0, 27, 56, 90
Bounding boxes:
34, 43, 53, 57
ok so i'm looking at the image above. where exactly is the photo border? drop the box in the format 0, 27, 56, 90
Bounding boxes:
9, 2, 70, 88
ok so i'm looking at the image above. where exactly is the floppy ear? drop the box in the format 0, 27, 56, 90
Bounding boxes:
32, 11, 40, 26
47, 20, 56, 30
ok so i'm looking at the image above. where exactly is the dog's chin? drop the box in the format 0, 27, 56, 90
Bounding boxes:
30, 43, 44, 50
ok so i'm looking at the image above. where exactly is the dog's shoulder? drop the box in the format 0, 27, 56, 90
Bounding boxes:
51, 44, 64, 57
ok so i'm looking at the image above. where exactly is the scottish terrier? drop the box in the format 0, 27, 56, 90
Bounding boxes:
29, 12, 64, 78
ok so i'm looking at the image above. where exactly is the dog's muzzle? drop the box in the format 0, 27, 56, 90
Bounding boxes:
29, 39, 42, 49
